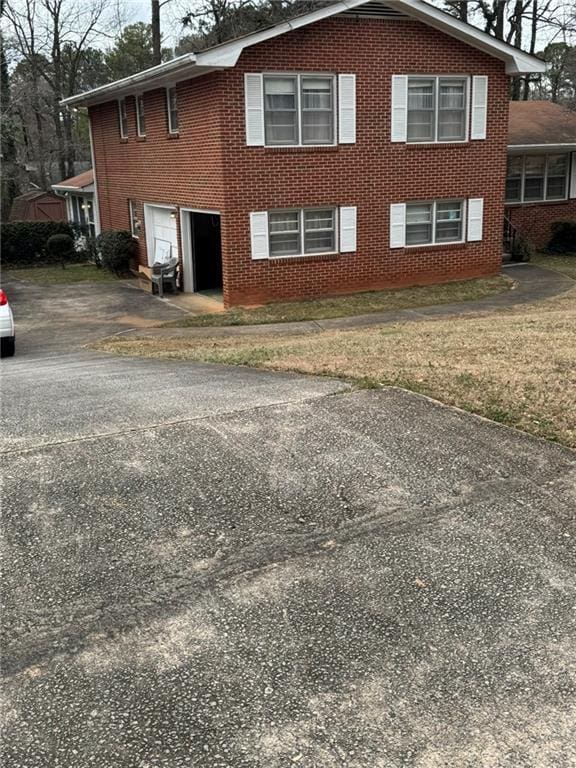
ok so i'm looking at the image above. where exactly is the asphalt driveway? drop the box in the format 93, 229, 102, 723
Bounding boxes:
2, 278, 576, 767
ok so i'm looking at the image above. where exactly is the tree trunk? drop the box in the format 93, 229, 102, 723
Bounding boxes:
522, 0, 539, 100
152, 0, 161, 66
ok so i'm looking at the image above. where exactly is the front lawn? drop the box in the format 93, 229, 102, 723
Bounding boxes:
532, 252, 576, 280
164, 275, 511, 327
6, 264, 121, 285
96, 285, 576, 448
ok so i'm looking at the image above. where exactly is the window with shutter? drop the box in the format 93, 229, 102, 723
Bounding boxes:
247, 72, 354, 147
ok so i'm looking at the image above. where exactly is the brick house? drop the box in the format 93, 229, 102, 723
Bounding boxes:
506, 101, 576, 249
63, 0, 547, 307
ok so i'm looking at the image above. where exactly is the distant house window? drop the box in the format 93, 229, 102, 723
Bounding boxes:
136, 94, 146, 136
268, 208, 336, 257
128, 199, 140, 237
505, 153, 569, 203
405, 200, 464, 245
118, 98, 128, 138
167, 87, 179, 133
70, 195, 96, 238
407, 77, 468, 143
263, 74, 335, 146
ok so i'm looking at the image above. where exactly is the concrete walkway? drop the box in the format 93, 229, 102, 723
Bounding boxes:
123, 264, 574, 341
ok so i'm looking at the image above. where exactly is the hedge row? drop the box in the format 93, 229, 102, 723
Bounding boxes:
1, 221, 92, 267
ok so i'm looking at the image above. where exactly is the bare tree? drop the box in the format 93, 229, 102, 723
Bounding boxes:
4, 0, 119, 180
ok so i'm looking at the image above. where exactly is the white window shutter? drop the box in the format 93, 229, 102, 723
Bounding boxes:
570, 152, 576, 198
338, 74, 356, 144
391, 76, 408, 143
389, 203, 406, 248
245, 74, 264, 146
471, 76, 488, 140
467, 198, 484, 241
250, 212, 269, 259
339, 206, 357, 252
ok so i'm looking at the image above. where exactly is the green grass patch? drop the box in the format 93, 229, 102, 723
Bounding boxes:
6, 264, 122, 285
532, 252, 576, 280
164, 275, 511, 328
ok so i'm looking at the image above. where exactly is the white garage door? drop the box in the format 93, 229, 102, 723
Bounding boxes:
145, 205, 179, 266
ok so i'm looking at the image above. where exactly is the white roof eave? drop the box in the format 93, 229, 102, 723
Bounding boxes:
61, 0, 545, 108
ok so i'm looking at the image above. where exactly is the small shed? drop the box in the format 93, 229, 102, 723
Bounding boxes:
9, 190, 67, 222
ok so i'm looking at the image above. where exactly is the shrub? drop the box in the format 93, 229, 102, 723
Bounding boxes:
547, 221, 576, 254
1, 221, 77, 267
46, 233, 75, 267
510, 233, 535, 262
96, 230, 137, 275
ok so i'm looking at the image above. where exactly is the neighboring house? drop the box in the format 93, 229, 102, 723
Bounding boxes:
62, 0, 546, 307
52, 170, 99, 239
506, 101, 576, 249
9, 190, 67, 223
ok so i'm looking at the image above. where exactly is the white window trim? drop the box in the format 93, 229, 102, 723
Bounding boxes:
135, 94, 146, 137
262, 73, 337, 148
505, 153, 570, 205
166, 86, 179, 135
404, 199, 467, 248
268, 206, 339, 259
406, 75, 470, 145
118, 98, 128, 139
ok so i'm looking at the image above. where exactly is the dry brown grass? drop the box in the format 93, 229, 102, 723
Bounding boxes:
96, 286, 576, 447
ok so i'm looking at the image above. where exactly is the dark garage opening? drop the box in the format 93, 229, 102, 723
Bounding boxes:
192, 212, 223, 293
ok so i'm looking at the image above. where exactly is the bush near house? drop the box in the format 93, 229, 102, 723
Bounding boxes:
46, 233, 75, 268
96, 230, 138, 276
547, 221, 576, 254
510, 232, 535, 262
1, 221, 91, 268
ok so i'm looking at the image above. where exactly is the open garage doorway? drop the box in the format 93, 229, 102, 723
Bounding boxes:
180, 209, 223, 294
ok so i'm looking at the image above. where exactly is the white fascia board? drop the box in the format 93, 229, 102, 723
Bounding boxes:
62, 0, 545, 108
61, 58, 223, 108
393, 0, 546, 74
197, 0, 546, 74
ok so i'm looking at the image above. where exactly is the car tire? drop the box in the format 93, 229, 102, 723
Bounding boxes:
1, 336, 15, 357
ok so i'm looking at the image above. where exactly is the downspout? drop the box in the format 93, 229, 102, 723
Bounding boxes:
87, 112, 101, 236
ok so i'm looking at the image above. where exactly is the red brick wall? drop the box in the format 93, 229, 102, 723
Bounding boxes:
506, 200, 576, 249
91, 16, 510, 307
90, 72, 227, 268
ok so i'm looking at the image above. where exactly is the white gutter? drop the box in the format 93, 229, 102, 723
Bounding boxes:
61, 0, 546, 108
508, 143, 576, 151
61, 52, 203, 107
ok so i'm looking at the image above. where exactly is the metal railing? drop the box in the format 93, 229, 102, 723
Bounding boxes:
503, 215, 518, 255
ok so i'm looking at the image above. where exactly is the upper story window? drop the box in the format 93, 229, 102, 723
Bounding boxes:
245, 73, 355, 147
506, 153, 569, 203
118, 98, 128, 138
263, 74, 335, 146
407, 77, 468, 143
405, 200, 464, 245
136, 95, 146, 137
166, 87, 179, 134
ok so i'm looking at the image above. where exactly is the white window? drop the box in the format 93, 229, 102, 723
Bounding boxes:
263, 74, 335, 146
166, 87, 179, 134
406, 76, 468, 143
70, 195, 95, 238
505, 153, 569, 203
405, 200, 464, 246
136, 94, 146, 136
303, 209, 336, 252
268, 208, 336, 257
118, 98, 128, 138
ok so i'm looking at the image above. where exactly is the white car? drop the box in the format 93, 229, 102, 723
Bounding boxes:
0, 289, 15, 357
